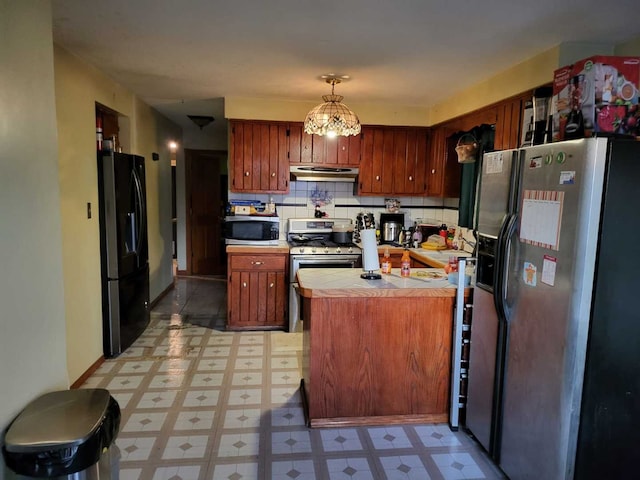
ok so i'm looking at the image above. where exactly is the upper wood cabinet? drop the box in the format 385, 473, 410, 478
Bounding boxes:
426, 126, 459, 198
230, 120, 290, 193
494, 94, 528, 151
426, 90, 532, 197
357, 126, 429, 196
288, 122, 361, 166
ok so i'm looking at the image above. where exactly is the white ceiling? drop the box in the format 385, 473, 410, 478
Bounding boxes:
51, 0, 640, 134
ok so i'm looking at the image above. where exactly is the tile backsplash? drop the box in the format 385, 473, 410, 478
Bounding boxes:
229, 181, 461, 236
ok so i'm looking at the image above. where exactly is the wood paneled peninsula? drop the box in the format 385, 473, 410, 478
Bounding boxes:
296, 268, 471, 428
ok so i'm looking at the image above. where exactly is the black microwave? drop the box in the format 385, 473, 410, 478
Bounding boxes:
223, 216, 280, 245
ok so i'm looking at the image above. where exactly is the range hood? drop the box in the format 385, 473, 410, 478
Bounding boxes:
290, 165, 359, 183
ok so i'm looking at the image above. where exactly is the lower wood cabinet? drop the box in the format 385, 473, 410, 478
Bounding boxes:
227, 253, 288, 330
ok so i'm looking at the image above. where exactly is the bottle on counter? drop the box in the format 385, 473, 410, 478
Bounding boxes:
267, 197, 276, 215
400, 249, 411, 277
412, 222, 422, 248
381, 246, 392, 274
439, 224, 448, 242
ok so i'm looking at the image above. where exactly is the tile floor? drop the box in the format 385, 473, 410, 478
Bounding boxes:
80, 277, 506, 480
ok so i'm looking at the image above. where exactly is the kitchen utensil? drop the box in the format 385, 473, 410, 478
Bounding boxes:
332, 224, 354, 244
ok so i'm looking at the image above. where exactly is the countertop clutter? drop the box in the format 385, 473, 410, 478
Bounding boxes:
296, 267, 466, 298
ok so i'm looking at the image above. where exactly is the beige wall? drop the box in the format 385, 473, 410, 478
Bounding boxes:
226, 39, 640, 128
615, 36, 640, 56
54, 46, 181, 384
0, 0, 69, 453
225, 96, 431, 126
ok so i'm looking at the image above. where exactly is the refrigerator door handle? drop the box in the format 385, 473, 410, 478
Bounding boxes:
495, 214, 517, 322
132, 166, 146, 258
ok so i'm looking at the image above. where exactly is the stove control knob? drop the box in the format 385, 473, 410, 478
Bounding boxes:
348, 246, 353, 253
311, 247, 317, 253
336, 247, 341, 253
299, 247, 305, 254
325, 246, 330, 253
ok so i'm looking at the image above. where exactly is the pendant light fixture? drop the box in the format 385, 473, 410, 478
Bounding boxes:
304, 75, 361, 138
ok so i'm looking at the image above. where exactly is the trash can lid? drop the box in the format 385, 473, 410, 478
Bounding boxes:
4, 389, 112, 453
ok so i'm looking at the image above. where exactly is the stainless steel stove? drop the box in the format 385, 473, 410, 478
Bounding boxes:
287, 218, 362, 256
287, 218, 362, 332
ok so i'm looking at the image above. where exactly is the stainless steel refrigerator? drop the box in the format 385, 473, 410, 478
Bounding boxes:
466, 137, 640, 479
98, 151, 150, 358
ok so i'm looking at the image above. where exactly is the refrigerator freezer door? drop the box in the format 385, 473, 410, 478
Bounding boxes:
477, 150, 518, 237
499, 139, 606, 479
103, 265, 149, 358
465, 286, 501, 457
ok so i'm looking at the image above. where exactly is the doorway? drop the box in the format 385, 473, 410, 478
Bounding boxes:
185, 149, 228, 276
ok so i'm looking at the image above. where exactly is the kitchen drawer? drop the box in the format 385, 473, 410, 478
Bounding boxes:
230, 254, 286, 271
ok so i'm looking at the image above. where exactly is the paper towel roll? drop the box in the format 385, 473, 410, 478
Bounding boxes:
361, 228, 380, 272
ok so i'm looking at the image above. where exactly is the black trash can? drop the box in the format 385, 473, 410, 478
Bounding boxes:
2, 389, 120, 479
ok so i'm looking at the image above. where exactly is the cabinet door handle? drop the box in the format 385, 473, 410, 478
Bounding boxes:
242, 282, 247, 287
431, 169, 436, 174
409, 175, 413, 181
251, 261, 264, 265
269, 283, 274, 288
271, 172, 276, 177
375, 175, 380, 181
245, 171, 250, 176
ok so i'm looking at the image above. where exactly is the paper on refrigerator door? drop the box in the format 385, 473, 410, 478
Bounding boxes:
520, 190, 564, 250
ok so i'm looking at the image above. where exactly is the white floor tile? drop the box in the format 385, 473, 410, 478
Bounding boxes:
122, 412, 168, 432
174, 410, 216, 430
116, 436, 156, 462
321, 429, 364, 452
162, 435, 210, 459
217, 432, 260, 457
182, 389, 220, 407
212, 463, 259, 480
137, 390, 178, 409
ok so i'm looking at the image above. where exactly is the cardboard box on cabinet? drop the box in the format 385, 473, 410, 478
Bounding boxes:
552, 56, 640, 141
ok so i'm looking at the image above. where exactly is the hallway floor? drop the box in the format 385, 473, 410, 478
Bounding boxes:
81, 277, 505, 480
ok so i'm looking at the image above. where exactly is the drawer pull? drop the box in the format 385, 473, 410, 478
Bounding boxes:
245, 171, 250, 176
251, 261, 264, 265
242, 282, 247, 287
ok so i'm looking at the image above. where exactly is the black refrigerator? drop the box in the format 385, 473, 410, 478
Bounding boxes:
98, 151, 150, 358
466, 137, 640, 479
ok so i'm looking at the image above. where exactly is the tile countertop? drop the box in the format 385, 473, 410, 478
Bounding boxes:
296, 268, 472, 298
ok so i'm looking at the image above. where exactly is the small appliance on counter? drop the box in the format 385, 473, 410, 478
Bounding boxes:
416, 221, 441, 243
379, 213, 404, 245
223, 214, 280, 245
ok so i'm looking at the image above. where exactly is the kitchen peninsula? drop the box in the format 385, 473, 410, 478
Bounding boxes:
297, 268, 471, 428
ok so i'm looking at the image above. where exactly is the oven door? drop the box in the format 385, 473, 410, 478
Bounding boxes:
289, 255, 361, 333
